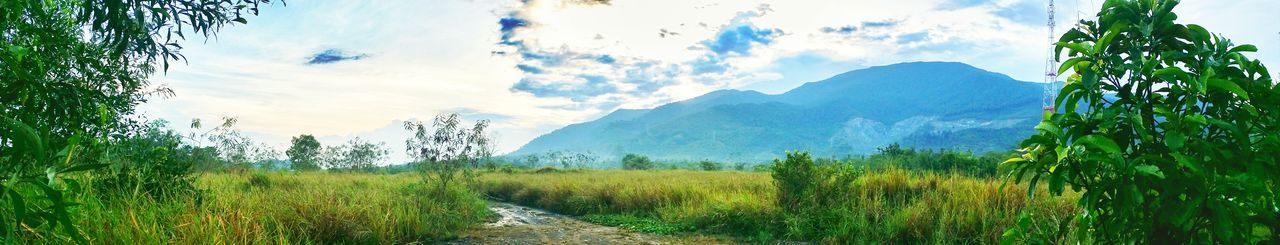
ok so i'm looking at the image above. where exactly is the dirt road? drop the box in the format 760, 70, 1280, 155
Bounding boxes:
442, 202, 685, 244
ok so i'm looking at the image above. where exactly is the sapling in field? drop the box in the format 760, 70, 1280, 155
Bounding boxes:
404, 113, 494, 188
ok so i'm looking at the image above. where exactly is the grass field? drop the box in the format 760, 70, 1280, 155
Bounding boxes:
68, 172, 489, 244
478, 169, 1081, 243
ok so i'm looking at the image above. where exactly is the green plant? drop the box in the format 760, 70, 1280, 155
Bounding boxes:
699, 160, 723, 171
583, 214, 696, 235
621, 154, 654, 170
94, 121, 204, 200
1004, 0, 1278, 243
769, 152, 861, 239
286, 135, 323, 171
321, 137, 390, 172
403, 113, 493, 188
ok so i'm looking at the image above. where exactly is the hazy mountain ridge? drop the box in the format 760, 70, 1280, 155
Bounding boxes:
512, 61, 1045, 161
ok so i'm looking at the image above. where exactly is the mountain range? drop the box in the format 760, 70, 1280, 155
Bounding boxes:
511, 62, 1045, 162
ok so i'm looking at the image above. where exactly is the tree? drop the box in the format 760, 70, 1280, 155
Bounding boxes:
404, 113, 492, 188
321, 137, 390, 172
286, 135, 323, 171
621, 154, 654, 170
204, 118, 278, 172
699, 160, 722, 171
1003, 0, 1277, 243
1, 0, 274, 240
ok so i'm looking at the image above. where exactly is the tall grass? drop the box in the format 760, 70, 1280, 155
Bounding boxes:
478, 169, 1079, 243
71, 172, 488, 244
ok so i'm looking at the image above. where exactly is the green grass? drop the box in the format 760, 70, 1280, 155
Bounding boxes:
68, 172, 489, 244
582, 214, 696, 235
478, 169, 1080, 243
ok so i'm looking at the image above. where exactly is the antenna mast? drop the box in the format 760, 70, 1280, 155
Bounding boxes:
1043, 0, 1058, 112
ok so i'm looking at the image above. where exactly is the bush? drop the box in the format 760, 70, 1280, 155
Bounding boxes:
93, 121, 203, 200
247, 173, 272, 189
769, 152, 860, 239
698, 160, 722, 171
621, 154, 654, 170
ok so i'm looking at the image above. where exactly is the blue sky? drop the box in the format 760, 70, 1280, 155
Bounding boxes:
138, 0, 1280, 163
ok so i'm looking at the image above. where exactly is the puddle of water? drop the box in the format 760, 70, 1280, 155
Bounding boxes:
486, 202, 552, 227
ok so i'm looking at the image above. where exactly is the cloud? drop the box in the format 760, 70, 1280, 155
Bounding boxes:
896, 32, 930, 44
704, 24, 781, 56
939, 0, 991, 10
993, 0, 1048, 26
821, 25, 858, 34
861, 20, 901, 28
516, 64, 545, 74
306, 49, 368, 65
497, 1, 780, 107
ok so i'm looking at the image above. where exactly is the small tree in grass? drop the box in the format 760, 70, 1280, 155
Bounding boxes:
1003, 0, 1278, 243
404, 113, 492, 188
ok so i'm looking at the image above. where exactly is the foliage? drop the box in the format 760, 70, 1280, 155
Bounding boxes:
286, 135, 323, 171
321, 137, 390, 172
583, 214, 696, 235
621, 153, 654, 170
403, 113, 493, 188
850, 143, 1004, 177
1, 0, 273, 238
513, 151, 599, 169
1004, 0, 1278, 243
699, 160, 723, 171
770, 152, 862, 238
200, 118, 279, 172
92, 121, 204, 200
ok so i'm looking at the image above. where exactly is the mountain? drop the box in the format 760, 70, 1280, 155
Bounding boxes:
512, 62, 1045, 162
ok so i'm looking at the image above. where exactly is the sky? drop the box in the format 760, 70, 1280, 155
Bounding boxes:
137, 0, 1280, 164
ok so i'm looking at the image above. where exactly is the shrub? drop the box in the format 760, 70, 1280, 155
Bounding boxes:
247, 173, 272, 189
621, 154, 654, 170
699, 160, 722, 171
93, 121, 203, 200
770, 152, 858, 239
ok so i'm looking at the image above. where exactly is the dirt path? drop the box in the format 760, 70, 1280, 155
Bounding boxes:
443, 202, 704, 244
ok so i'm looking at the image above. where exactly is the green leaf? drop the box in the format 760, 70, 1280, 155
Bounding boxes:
1058, 57, 1089, 75
1127, 184, 1143, 205
1172, 153, 1202, 173
1048, 171, 1066, 195
1060, 42, 1095, 56
1164, 131, 1186, 150
1206, 78, 1250, 99
1135, 165, 1164, 179
34, 183, 86, 243
1035, 120, 1061, 138
1, 117, 46, 159
1077, 135, 1122, 154
1227, 44, 1257, 53
8, 189, 26, 224
1095, 20, 1130, 54
1153, 67, 1188, 83
1184, 114, 1207, 126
